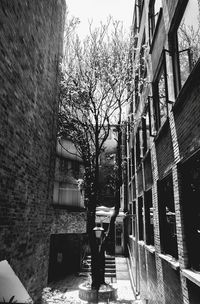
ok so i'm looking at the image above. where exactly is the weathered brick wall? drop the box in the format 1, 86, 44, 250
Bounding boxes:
0, 0, 66, 301
162, 260, 183, 304
146, 251, 157, 304
51, 210, 87, 234
139, 245, 148, 299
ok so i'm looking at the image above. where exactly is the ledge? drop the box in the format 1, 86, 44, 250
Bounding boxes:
159, 253, 179, 270
145, 244, 155, 254
129, 235, 136, 242
182, 269, 200, 287
138, 240, 145, 247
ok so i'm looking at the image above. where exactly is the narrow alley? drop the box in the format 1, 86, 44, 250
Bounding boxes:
42, 257, 146, 304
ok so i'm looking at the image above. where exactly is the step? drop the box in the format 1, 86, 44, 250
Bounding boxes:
85, 258, 115, 263
82, 256, 116, 278
82, 267, 116, 273
83, 262, 116, 267
86, 257, 115, 262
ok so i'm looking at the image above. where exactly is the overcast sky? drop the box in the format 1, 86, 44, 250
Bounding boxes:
65, 0, 134, 39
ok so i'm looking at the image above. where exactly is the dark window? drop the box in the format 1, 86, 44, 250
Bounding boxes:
72, 160, 80, 178
180, 151, 200, 271
134, 0, 144, 33
144, 152, 153, 190
149, 0, 163, 43
144, 189, 154, 246
136, 128, 141, 166
128, 156, 131, 182
172, 0, 200, 94
131, 147, 135, 176
132, 177, 136, 200
138, 196, 144, 240
129, 201, 136, 237
158, 174, 178, 259
135, 68, 140, 110
129, 203, 133, 235
128, 184, 132, 202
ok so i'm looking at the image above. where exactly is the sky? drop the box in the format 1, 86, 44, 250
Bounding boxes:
65, 0, 134, 39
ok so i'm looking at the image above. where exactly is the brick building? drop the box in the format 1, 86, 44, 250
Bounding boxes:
0, 1, 86, 302
124, 0, 200, 303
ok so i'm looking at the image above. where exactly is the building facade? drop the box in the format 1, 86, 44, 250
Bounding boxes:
0, 1, 86, 302
125, 1, 200, 303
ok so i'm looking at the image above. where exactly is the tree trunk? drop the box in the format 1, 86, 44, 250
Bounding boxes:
104, 122, 122, 255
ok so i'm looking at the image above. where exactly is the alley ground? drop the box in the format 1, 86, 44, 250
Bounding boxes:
41, 257, 146, 304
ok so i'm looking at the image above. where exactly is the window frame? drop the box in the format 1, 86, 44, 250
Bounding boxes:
144, 189, 154, 246
170, 0, 200, 97
157, 173, 178, 259
149, 0, 163, 46
178, 150, 200, 271
138, 196, 144, 241
149, 50, 174, 134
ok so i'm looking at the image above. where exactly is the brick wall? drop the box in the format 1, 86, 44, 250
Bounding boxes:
0, 0, 66, 301
126, 1, 200, 303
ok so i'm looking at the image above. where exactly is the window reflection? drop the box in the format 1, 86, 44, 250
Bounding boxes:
177, 0, 200, 87
158, 68, 167, 127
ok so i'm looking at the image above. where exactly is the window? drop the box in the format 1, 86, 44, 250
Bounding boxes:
148, 96, 157, 136
53, 182, 82, 209
134, 0, 144, 33
158, 174, 178, 259
141, 109, 150, 155
128, 156, 132, 182
131, 147, 135, 176
136, 128, 141, 166
180, 151, 200, 271
149, 0, 163, 43
144, 189, 154, 246
172, 0, 200, 93
139, 34, 147, 94
135, 68, 140, 110
129, 202, 136, 237
132, 177, 136, 200
138, 196, 144, 240
135, 35, 147, 111
149, 51, 174, 133
154, 63, 168, 129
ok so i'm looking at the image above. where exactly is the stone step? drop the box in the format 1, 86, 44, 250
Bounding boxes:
83, 261, 116, 266
82, 255, 116, 278
86, 256, 115, 262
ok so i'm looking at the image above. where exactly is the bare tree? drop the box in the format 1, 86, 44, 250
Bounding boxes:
59, 17, 132, 289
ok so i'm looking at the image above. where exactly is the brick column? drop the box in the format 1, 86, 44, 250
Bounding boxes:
151, 143, 166, 304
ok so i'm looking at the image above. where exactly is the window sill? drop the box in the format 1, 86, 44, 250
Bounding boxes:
182, 269, 200, 287
159, 253, 179, 270
145, 244, 155, 254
